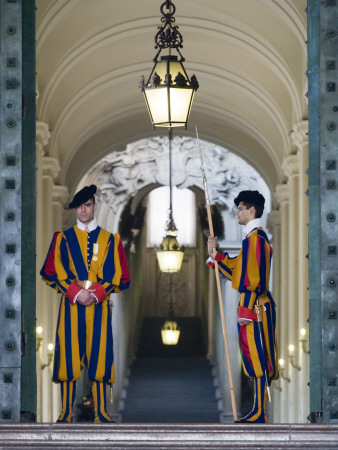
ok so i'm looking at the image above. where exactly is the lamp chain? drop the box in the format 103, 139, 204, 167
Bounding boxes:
169, 273, 174, 318
166, 128, 176, 231
169, 128, 173, 212
154, 0, 183, 51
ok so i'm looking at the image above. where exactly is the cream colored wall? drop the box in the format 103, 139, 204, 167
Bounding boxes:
34, 0, 309, 423
270, 121, 309, 423
36, 121, 68, 422
35, 0, 307, 195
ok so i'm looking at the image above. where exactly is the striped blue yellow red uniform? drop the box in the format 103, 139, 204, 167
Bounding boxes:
41, 225, 130, 422
210, 227, 278, 423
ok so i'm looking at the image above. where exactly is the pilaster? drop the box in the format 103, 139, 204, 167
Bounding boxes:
292, 121, 310, 422
274, 183, 290, 423
284, 155, 301, 424
36, 145, 65, 422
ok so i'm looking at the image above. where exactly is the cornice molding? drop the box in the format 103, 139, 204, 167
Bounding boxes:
42, 156, 60, 180
289, 120, 308, 153
282, 154, 299, 179
52, 185, 69, 206
267, 209, 282, 229
36, 121, 51, 156
275, 183, 289, 205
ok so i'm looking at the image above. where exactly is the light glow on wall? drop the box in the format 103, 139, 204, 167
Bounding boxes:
147, 187, 196, 247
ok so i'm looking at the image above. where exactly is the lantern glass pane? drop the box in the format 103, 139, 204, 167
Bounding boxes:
161, 329, 180, 345
169, 87, 194, 123
152, 60, 185, 82
157, 250, 184, 273
144, 88, 169, 124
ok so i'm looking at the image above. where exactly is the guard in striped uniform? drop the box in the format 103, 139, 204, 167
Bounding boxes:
207, 190, 278, 423
41, 185, 130, 423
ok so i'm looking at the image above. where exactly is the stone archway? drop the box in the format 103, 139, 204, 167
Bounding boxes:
75, 136, 271, 421
77, 135, 270, 236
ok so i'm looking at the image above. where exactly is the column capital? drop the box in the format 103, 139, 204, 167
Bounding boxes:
275, 183, 289, 205
289, 120, 308, 154
36, 121, 51, 156
282, 154, 299, 179
42, 156, 60, 180
267, 209, 281, 228
52, 185, 69, 207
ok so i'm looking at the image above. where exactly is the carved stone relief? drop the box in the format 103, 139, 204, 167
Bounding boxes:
79, 136, 270, 244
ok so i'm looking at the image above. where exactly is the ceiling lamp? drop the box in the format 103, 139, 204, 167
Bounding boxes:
156, 205, 184, 273
139, 0, 199, 128
161, 320, 180, 345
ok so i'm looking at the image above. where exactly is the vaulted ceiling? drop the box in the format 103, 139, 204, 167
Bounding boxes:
36, 0, 307, 196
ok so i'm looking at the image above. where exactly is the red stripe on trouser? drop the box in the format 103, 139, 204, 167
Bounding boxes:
239, 303, 277, 380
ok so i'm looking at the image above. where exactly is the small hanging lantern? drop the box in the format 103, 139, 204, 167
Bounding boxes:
161, 320, 181, 345
157, 209, 184, 273
161, 275, 181, 345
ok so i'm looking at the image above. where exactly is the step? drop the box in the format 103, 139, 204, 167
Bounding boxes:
122, 357, 220, 423
0, 423, 337, 449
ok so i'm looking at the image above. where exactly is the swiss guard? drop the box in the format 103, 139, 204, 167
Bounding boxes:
41, 185, 130, 423
207, 190, 279, 423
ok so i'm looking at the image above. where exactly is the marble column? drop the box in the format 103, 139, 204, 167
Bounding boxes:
282, 154, 300, 424
275, 183, 290, 423
273, 120, 309, 424
290, 121, 310, 422
36, 122, 69, 421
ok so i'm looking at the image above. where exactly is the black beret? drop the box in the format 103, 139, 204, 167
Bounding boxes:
234, 190, 265, 208
69, 185, 97, 209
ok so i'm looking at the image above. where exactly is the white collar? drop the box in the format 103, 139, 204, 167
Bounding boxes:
243, 218, 262, 237
76, 217, 97, 232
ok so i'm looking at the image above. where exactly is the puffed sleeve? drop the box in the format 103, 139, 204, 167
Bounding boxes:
40, 232, 62, 292
41, 232, 79, 300
238, 234, 271, 295
207, 251, 238, 282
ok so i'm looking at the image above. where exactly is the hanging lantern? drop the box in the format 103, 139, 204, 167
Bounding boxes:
139, 0, 199, 128
161, 320, 181, 345
157, 212, 184, 273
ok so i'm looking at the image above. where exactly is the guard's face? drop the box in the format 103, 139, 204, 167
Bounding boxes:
75, 200, 97, 225
235, 201, 253, 226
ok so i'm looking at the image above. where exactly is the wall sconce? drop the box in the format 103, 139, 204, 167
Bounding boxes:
41, 343, 54, 370
36, 326, 43, 351
278, 358, 290, 382
288, 344, 301, 371
299, 328, 310, 354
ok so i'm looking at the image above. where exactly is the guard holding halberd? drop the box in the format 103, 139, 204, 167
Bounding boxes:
207, 190, 279, 423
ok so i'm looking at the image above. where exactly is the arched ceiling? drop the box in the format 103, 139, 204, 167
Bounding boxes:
36, 0, 307, 195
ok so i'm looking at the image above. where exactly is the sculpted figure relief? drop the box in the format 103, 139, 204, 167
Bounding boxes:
81, 137, 269, 235
88, 138, 260, 206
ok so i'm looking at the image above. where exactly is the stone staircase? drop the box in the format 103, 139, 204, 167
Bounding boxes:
120, 317, 221, 423
0, 423, 338, 449
121, 357, 220, 423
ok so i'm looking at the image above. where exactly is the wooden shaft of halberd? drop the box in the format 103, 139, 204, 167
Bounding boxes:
206, 203, 238, 421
